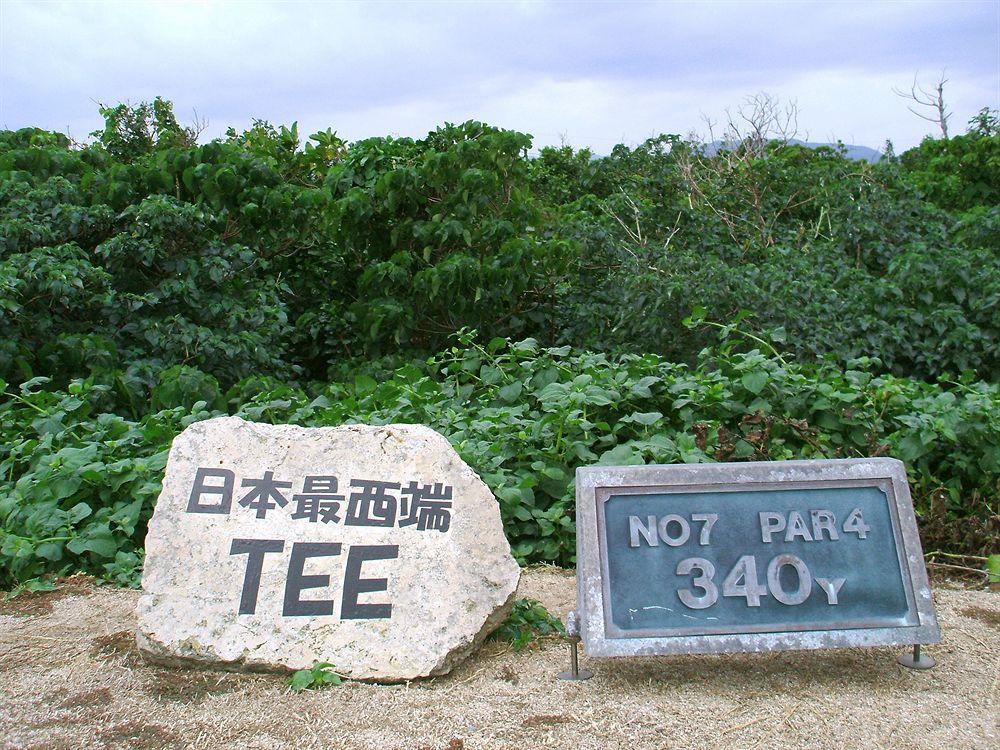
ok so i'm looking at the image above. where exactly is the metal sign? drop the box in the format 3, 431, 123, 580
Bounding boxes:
572, 458, 940, 663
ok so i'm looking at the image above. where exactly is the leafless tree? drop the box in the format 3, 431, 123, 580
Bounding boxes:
893, 73, 951, 138
602, 93, 818, 264
695, 92, 802, 157
674, 92, 811, 252
729, 91, 801, 155
190, 109, 210, 142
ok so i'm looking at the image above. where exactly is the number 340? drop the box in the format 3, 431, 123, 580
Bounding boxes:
676, 554, 845, 609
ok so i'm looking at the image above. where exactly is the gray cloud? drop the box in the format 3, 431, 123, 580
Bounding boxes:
1, 0, 997, 151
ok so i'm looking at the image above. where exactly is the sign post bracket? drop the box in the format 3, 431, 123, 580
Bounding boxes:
897, 643, 936, 670
557, 610, 593, 681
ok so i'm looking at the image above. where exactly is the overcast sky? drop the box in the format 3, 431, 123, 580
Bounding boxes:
1, 0, 998, 152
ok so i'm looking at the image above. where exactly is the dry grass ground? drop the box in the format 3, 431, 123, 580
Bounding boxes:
1, 568, 997, 750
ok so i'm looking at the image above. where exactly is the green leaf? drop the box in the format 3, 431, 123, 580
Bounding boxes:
629, 376, 660, 398
682, 305, 707, 328
741, 371, 768, 395
66, 526, 117, 558
895, 435, 929, 462
498, 381, 522, 403
625, 411, 663, 426
354, 375, 377, 396
68, 503, 93, 523
987, 555, 1000, 585
35, 542, 64, 561
181, 166, 197, 193
598, 444, 643, 466
318, 671, 342, 686
289, 670, 313, 692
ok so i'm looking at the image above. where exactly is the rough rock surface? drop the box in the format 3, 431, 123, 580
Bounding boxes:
136, 416, 520, 681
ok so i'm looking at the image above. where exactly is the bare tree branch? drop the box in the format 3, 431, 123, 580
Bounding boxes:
190, 109, 210, 141
675, 92, 810, 254
893, 72, 951, 138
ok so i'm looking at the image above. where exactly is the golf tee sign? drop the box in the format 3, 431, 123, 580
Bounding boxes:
572, 459, 939, 659
136, 417, 520, 681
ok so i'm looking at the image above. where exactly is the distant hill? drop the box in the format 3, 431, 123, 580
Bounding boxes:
705, 139, 882, 162
791, 139, 882, 162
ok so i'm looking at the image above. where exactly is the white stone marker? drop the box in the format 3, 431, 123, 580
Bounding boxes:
136, 416, 520, 680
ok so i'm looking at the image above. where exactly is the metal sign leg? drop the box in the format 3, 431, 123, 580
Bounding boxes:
558, 637, 593, 681
897, 643, 935, 670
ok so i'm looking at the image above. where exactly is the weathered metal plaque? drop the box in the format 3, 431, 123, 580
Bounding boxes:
575, 459, 940, 657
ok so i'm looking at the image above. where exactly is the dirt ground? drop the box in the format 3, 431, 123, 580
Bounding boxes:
0, 568, 997, 750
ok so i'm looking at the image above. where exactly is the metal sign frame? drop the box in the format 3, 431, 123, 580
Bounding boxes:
575, 458, 940, 658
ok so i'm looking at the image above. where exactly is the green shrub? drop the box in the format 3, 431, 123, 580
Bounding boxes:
2, 98, 997, 591
4, 99, 997, 390
288, 662, 344, 692
489, 598, 566, 650
900, 108, 1000, 211
2, 337, 996, 590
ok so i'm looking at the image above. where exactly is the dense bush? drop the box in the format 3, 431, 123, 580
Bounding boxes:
0, 125, 306, 394
2, 100, 998, 391
900, 108, 1000, 211
1, 99, 997, 590
1, 336, 996, 589
544, 138, 999, 379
